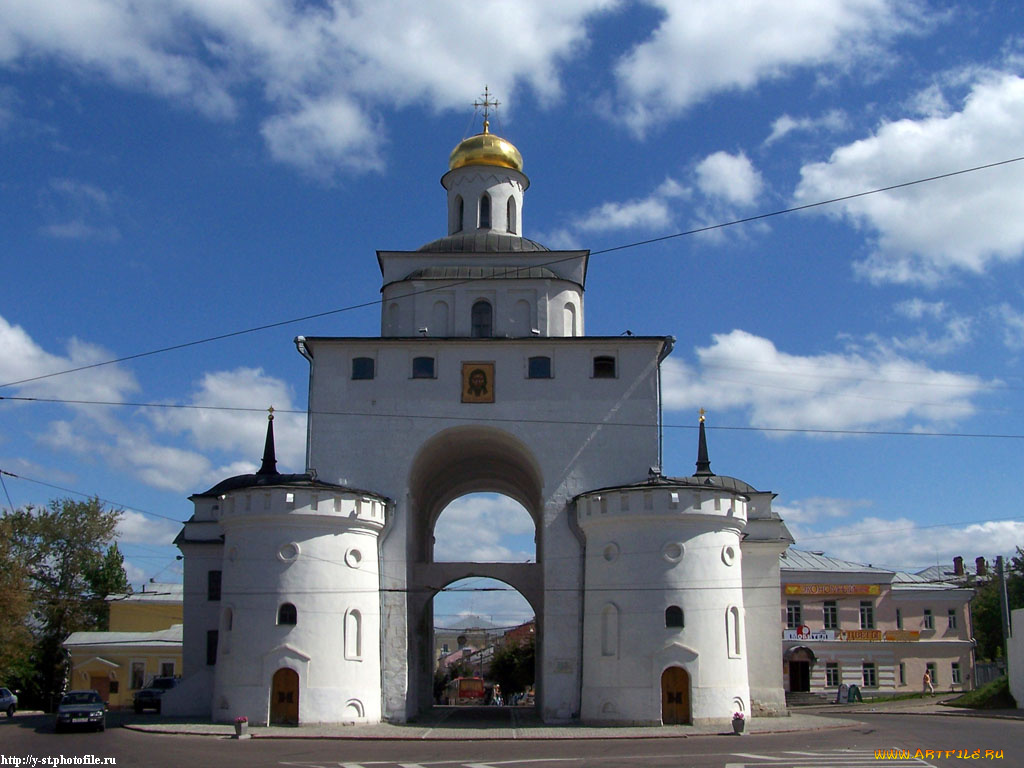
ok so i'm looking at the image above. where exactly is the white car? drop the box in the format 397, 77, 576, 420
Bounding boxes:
0, 688, 17, 718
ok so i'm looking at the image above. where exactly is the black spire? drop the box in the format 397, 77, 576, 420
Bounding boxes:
694, 408, 714, 478
257, 407, 278, 476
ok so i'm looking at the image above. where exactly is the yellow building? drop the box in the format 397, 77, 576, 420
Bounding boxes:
63, 583, 183, 709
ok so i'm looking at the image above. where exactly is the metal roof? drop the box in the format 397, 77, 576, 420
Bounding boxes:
63, 624, 183, 649
417, 232, 550, 253
404, 264, 563, 281
108, 582, 183, 603
780, 548, 896, 575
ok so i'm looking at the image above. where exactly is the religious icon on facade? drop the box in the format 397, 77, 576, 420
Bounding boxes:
461, 362, 495, 403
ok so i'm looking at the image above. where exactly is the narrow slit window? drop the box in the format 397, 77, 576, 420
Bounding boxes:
479, 194, 491, 228
507, 197, 517, 233
665, 606, 684, 628
455, 195, 464, 233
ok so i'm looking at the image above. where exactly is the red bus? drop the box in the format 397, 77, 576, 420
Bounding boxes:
445, 677, 485, 705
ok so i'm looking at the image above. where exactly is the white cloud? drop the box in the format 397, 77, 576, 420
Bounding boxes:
790, 515, 1024, 572
574, 177, 688, 233
612, 0, 922, 134
0, 314, 138, 403
116, 509, 180, 546
434, 494, 535, 563
764, 109, 849, 145
992, 303, 1024, 351
694, 151, 763, 206
0, 0, 615, 177
662, 329, 990, 432
39, 178, 121, 241
774, 497, 869, 525
794, 72, 1024, 285
147, 366, 305, 472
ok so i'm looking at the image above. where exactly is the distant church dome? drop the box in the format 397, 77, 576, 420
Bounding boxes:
448, 121, 523, 172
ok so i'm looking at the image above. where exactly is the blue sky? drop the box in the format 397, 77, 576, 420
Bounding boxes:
2, 1, 1024, 626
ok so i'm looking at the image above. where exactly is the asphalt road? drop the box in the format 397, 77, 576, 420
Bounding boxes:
0, 711, 1019, 768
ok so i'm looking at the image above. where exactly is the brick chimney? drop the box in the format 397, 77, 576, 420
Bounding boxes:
976, 556, 987, 576
953, 556, 964, 576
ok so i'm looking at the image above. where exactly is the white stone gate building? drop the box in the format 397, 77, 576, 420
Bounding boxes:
169, 117, 793, 726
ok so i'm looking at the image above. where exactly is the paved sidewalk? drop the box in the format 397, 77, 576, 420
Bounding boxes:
795, 693, 1024, 721
121, 708, 855, 740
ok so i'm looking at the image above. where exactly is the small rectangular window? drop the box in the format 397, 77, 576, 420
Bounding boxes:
951, 662, 961, 684
528, 356, 552, 379
899, 662, 906, 685
823, 600, 838, 630
862, 662, 877, 688
161, 661, 175, 677
947, 608, 957, 629
109, 681, 119, 694
352, 357, 375, 380
593, 355, 616, 378
896, 607, 903, 629
923, 608, 934, 629
206, 630, 219, 666
131, 661, 145, 690
786, 600, 802, 629
927, 661, 937, 686
412, 356, 435, 379
859, 600, 875, 629
825, 662, 840, 687
208, 570, 222, 601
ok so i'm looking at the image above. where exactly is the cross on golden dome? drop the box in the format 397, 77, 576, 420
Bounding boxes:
473, 85, 500, 133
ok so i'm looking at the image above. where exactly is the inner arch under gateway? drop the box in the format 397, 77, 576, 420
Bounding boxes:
408, 425, 544, 562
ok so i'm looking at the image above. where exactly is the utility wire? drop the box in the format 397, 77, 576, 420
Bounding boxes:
2, 154, 1021, 392
3, 395, 1024, 440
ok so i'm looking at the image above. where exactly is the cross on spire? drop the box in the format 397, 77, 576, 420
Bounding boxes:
474, 85, 500, 133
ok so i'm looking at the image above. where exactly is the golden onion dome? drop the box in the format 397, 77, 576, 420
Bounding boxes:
448, 120, 523, 172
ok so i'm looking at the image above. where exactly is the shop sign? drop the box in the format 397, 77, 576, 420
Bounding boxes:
784, 583, 882, 596
883, 630, 921, 642
783, 626, 835, 641
839, 629, 883, 642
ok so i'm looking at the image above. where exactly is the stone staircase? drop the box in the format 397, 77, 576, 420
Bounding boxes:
785, 690, 833, 707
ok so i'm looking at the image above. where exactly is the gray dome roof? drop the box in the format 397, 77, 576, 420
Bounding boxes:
404, 265, 563, 281
418, 232, 549, 253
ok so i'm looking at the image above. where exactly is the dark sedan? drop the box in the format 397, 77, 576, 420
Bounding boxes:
54, 690, 106, 732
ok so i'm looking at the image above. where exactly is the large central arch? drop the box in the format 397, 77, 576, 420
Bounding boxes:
407, 426, 545, 715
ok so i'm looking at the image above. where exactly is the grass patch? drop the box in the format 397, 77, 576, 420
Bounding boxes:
945, 676, 1017, 709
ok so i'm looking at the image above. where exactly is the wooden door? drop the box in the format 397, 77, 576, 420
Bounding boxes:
661, 666, 690, 725
89, 676, 110, 702
270, 668, 299, 725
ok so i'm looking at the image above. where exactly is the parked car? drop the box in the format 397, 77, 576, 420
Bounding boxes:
133, 676, 179, 713
54, 690, 105, 732
0, 688, 17, 717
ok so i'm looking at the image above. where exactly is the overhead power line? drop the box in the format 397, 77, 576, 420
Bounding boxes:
3, 394, 1024, 440
1, 154, 1021, 392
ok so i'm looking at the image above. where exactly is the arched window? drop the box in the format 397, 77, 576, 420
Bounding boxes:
727, 605, 743, 658
351, 357, 374, 380
601, 603, 619, 657
665, 606, 684, 628
528, 356, 551, 379
455, 195, 464, 233
507, 196, 517, 233
593, 355, 616, 378
345, 609, 362, 660
471, 300, 493, 337
412, 356, 435, 379
479, 194, 491, 229
277, 602, 297, 626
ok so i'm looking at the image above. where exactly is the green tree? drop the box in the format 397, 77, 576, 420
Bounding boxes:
489, 639, 534, 696
971, 549, 1024, 661
3, 498, 128, 709
0, 515, 33, 682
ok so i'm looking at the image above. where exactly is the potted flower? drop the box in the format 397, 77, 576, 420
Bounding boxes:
234, 715, 248, 738
732, 711, 745, 735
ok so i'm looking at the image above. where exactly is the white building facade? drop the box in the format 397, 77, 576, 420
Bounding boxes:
169, 119, 792, 726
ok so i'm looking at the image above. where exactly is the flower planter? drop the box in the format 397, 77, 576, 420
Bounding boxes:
233, 720, 249, 739
732, 717, 745, 735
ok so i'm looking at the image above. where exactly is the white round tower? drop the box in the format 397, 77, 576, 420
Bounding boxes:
576, 415, 751, 725
194, 414, 390, 726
